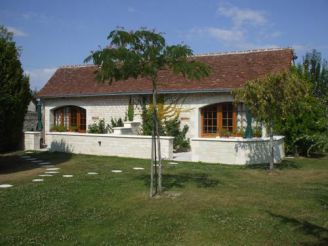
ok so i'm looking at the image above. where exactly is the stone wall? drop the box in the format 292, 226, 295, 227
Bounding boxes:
24, 131, 41, 150
23, 111, 38, 131
191, 136, 285, 165
46, 132, 174, 159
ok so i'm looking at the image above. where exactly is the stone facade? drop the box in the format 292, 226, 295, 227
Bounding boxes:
43, 92, 249, 141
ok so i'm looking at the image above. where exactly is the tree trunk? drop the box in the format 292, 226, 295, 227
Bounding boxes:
150, 78, 162, 196
269, 121, 274, 170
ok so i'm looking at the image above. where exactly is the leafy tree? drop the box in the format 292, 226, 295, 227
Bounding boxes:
233, 69, 311, 170
0, 26, 31, 152
296, 49, 328, 105
85, 28, 210, 196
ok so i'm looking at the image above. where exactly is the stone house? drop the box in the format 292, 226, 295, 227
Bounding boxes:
35, 48, 293, 164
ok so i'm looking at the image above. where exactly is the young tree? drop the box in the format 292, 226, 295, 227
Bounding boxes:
233, 69, 311, 170
0, 26, 31, 152
85, 28, 210, 196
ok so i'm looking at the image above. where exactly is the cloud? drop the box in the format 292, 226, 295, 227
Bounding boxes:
217, 3, 267, 27
6, 26, 27, 37
184, 2, 281, 51
191, 27, 244, 43
25, 68, 57, 90
190, 27, 278, 50
128, 7, 136, 13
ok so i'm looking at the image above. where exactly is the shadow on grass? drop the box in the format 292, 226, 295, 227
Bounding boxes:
0, 151, 72, 174
268, 211, 328, 245
136, 172, 221, 189
245, 160, 302, 170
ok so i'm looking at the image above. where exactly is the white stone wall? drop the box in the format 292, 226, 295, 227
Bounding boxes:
43, 92, 248, 141
46, 132, 174, 159
191, 136, 285, 165
24, 131, 41, 150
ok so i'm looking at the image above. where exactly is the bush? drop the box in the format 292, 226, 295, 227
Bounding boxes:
111, 118, 124, 128
141, 104, 190, 151
127, 98, 134, 121
50, 125, 67, 132
88, 119, 110, 134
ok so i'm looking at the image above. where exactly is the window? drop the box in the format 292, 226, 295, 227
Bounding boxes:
201, 102, 236, 137
53, 106, 86, 132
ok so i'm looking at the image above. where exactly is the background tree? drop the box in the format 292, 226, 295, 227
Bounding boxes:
233, 69, 311, 170
296, 49, 328, 105
0, 26, 31, 152
275, 49, 328, 156
85, 28, 210, 196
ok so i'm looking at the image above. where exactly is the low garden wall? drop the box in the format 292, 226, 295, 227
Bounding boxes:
24, 131, 41, 150
45, 132, 174, 160
191, 136, 285, 165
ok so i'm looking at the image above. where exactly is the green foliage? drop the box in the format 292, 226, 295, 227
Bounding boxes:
252, 126, 262, 138
84, 28, 211, 83
164, 116, 190, 152
274, 95, 327, 155
0, 26, 31, 152
233, 69, 311, 126
219, 129, 232, 137
50, 125, 67, 132
127, 97, 134, 121
87, 119, 111, 134
110, 118, 124, 128
296, 49, 328, 105
141, 102, 190, 151
234, 67, 327, 156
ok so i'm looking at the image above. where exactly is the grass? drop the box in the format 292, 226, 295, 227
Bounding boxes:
0, 151, 327, 245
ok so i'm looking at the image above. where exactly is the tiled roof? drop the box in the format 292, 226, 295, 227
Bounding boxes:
37, 48, 293, 98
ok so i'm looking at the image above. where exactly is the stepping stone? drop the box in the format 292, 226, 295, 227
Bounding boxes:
0, 184, 13, 188
63, 175, 73, 178
20, 156, 31, 159
45, 171, 59, 174
168, 162, 179, 165
41, 165, 55, 168
133, 167, 144, 170
32, 160, 43, 163
87, 172, 98, 175
46, 168, 60, 171
32, 179, 44, 182
25, 151, 33, 154
39, 174, 53, 177
111, 170, 122, 173
39, 162, 51, 165
27, 158, 38, 161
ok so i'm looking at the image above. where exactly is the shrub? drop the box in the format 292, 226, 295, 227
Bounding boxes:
87, 119, 110, 134
252, 126, 262, 137
111, 118, 124, 128
141, 103, 190, 151
127, 98, 134, 121
50, 125, 67, 132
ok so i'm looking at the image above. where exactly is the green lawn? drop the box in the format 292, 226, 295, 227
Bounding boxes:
0, 151, 327, 245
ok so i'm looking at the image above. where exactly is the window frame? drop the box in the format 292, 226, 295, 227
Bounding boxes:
200, 102, 237, 137
53, 106, 86, 133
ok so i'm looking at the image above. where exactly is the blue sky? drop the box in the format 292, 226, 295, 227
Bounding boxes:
1, 0, 327, 90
